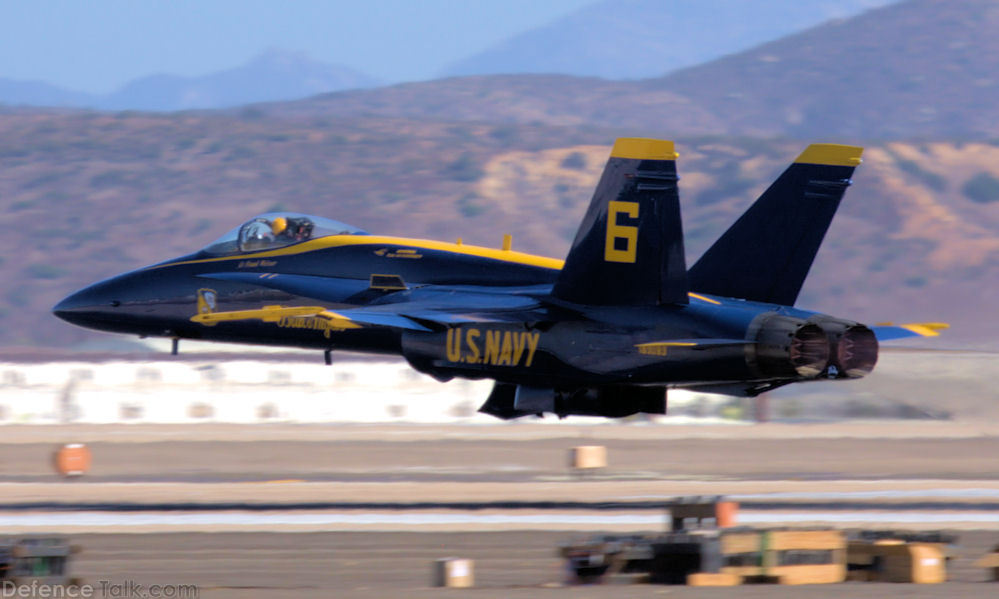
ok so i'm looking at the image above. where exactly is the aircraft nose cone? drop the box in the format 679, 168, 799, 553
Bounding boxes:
52, 284, 122, 328
52, 292, 85, 317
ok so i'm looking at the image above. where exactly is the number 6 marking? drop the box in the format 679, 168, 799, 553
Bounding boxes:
604, 201, 639, 263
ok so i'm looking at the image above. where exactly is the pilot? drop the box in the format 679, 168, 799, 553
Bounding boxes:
270, 217, 289, 239
271, 216, 313, 242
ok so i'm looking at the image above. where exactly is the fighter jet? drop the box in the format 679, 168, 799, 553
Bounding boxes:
53, 138, 945, 419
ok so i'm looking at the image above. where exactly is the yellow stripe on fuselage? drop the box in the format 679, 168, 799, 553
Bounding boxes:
160, 234, 731, 306
152, 235, 566, 271
635, 341, 698, 357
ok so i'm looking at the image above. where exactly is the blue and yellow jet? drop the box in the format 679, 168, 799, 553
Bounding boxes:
53, 139, 945, 418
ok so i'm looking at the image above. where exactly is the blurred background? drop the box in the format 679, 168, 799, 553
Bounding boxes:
2, 2, 999, 596
1, 0, 997, 425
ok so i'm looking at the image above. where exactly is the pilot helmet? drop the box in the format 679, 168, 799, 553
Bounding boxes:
270, 217, 288, 235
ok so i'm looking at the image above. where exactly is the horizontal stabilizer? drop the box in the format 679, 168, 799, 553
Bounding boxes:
553, 138, 688, 306
872, 322, 949, 342
688, 144, 863, 305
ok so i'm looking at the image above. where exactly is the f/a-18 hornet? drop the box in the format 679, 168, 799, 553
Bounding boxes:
54, 138, 945, 419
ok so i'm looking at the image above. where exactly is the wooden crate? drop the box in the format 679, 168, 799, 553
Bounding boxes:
849, 542, 945, 583
569, 446, 607, 470
687, 572, 740, 586
721, 529, 845, 554
719, 529, 846, 585
879, 544, 945, 584
973, 551, 999, 581
432, 558, 474, 588
767, 530, 845, 551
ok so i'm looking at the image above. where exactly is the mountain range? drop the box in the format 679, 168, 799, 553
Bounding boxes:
272, 0, 999, 140
0, 49, 379, 111
441, 0, 895, 80
1, 1, 895, 112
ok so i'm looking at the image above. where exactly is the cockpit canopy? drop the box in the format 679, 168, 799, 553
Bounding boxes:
203, 213, 368, 255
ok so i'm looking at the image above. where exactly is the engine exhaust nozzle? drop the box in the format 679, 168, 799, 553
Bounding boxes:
749, 314, 830, 379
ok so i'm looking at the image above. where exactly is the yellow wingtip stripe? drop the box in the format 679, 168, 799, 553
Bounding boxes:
794, 143, 863, 167
611, 138, 678, 161
899, 322, 950, 337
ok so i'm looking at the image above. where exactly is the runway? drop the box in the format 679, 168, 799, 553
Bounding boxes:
3, 509, 999, 533
3, 422, 998, 596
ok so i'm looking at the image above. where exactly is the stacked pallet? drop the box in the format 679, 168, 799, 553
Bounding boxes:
846, 531, 953, 584
714, 529, 846, 585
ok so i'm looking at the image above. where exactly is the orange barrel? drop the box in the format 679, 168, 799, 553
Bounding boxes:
715, 500, 738, 528
54, 443, 91, 477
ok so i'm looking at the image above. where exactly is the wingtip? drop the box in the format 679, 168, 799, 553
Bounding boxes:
610, 138, 678, 161
900, 322, 950, 337
795, 143, 864, 167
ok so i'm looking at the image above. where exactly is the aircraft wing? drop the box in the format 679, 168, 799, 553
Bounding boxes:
190, 303, 437, 332
198, 272, 373, 302
871, 322, 950, 342
190, 302, 528, 333
338, 300, 544, 332
198, 271, 545, 312
191, 273, 548, 333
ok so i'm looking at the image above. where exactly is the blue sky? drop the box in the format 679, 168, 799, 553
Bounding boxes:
1, 0, 595, 93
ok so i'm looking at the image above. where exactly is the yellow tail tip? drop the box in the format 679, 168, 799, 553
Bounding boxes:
610, 138, 678, 161
795, 143, 863, 167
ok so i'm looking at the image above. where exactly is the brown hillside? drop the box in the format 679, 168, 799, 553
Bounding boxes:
0, 111, 997, 348
649, 0, 999, 138
261, 74, 723, 135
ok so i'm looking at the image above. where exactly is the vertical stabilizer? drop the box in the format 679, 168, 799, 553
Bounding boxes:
552, 138, 688, 306
687, 144, 863, 305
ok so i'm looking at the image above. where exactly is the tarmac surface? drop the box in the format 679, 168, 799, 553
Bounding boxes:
4, 421, 999, 484
2, 422, 998, 597
70, 530, 998, 599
